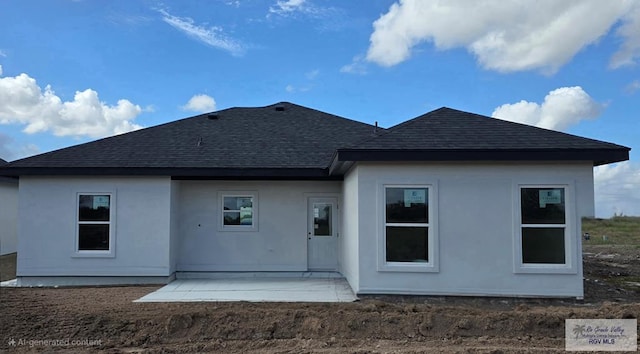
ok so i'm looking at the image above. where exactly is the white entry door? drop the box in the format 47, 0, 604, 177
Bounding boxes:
307, 197, 338, 270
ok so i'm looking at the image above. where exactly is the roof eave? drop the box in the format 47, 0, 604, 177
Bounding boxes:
0, 167, 339, 180
335, 148, 630, 166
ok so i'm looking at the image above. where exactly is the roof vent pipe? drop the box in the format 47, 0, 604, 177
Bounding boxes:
374, 121, 378, 134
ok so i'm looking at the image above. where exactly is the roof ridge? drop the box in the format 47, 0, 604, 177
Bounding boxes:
341, 107, 450, 149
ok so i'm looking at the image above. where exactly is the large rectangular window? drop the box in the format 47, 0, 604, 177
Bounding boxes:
220, 192, 258, 231
385, 187, 429, 263
520, 187, 566, 264
77, 194, 112, 252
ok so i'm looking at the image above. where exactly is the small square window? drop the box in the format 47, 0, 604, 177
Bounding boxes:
220, 193, 258, 231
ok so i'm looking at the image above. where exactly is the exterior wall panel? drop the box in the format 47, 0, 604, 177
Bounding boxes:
176, 180, 341, 272
0, 179, 18, 255
355, 162, 592, 298
17, 177, 172, 279
340, 166, 360, 292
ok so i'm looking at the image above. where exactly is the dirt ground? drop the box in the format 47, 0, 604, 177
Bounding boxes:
0, 247, 638, 353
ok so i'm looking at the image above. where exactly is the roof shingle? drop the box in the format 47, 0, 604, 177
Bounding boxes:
4, 102, 378, 176
336, 107, 629, 166
0, 104, 629, 177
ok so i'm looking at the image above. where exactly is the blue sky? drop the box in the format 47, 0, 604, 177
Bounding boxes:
0, 0, 639, 216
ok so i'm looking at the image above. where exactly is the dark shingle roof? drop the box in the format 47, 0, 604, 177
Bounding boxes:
3, 102, 378, 177
0, 158, 18, 183
336, 107, 629, 166
0, 104, 629, 178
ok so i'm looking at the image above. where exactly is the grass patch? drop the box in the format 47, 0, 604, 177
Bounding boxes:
582, 216, 640, 245
606, 275, 640, 291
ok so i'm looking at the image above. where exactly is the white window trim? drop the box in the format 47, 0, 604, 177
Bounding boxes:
218, 191, 259, 232
73, 192, 116, 258
378, 183, 439, 273
513, 183, 577, 274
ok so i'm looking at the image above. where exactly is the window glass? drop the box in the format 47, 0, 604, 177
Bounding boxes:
78, 224, 110, 250
386, 226, 428, 262
223, 196, 253, 226
521, 188, 565, 224
386, 188, 428, 223
313, 203, 332, 236
223, 212, 241, 225
79, 195, 110, 221
522, 228, 565, 264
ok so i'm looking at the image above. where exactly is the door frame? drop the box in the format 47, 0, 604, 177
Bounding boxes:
306, 195, 340, 271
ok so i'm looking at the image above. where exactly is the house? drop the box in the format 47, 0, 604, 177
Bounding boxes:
0, 158, 19, 256
0, 102, 629, 298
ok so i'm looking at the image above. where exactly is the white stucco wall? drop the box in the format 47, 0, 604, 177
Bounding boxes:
340, 167, 360, 292
169, 180, 181, 274
17, 177, 173, 280
176, 180, 341, 272
0, 179, 19, 255
353, 162, 593, 298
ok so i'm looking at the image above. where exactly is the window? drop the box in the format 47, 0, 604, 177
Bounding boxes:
520, 187, 566, 264
380, 185, 437, 272
514, 185, 577, 273
220, 192, 258, 231
77, 194, 113, 254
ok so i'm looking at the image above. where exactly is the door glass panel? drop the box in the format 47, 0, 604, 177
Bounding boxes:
313, 203, 332, 236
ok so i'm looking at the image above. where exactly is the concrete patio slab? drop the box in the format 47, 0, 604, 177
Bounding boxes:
134, 275, 357, 303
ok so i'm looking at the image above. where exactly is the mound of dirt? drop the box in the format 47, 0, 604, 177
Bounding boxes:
1, 247, 639, 353
1, 285, 638, 353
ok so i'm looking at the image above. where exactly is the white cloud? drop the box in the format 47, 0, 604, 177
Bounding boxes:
0, 72, 142, 138
182, 94, 216, 113
594, 161, 640, 217
0, 64, 3, 76
158, 9, 245, 56
491, 86, 601, 131
0, 132, 39, 161
269, 0, 306, 15
340, 55, 368, 75
624, 79, 640, 94
0, 50, 6, 58
305, 69, 319, 80
610, 4, 640, 68
286, 69, 318, 93
284, 84, 311, 93
366, 0, 639, 73
267, 0, 344, 29
107, 13, 152, 27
